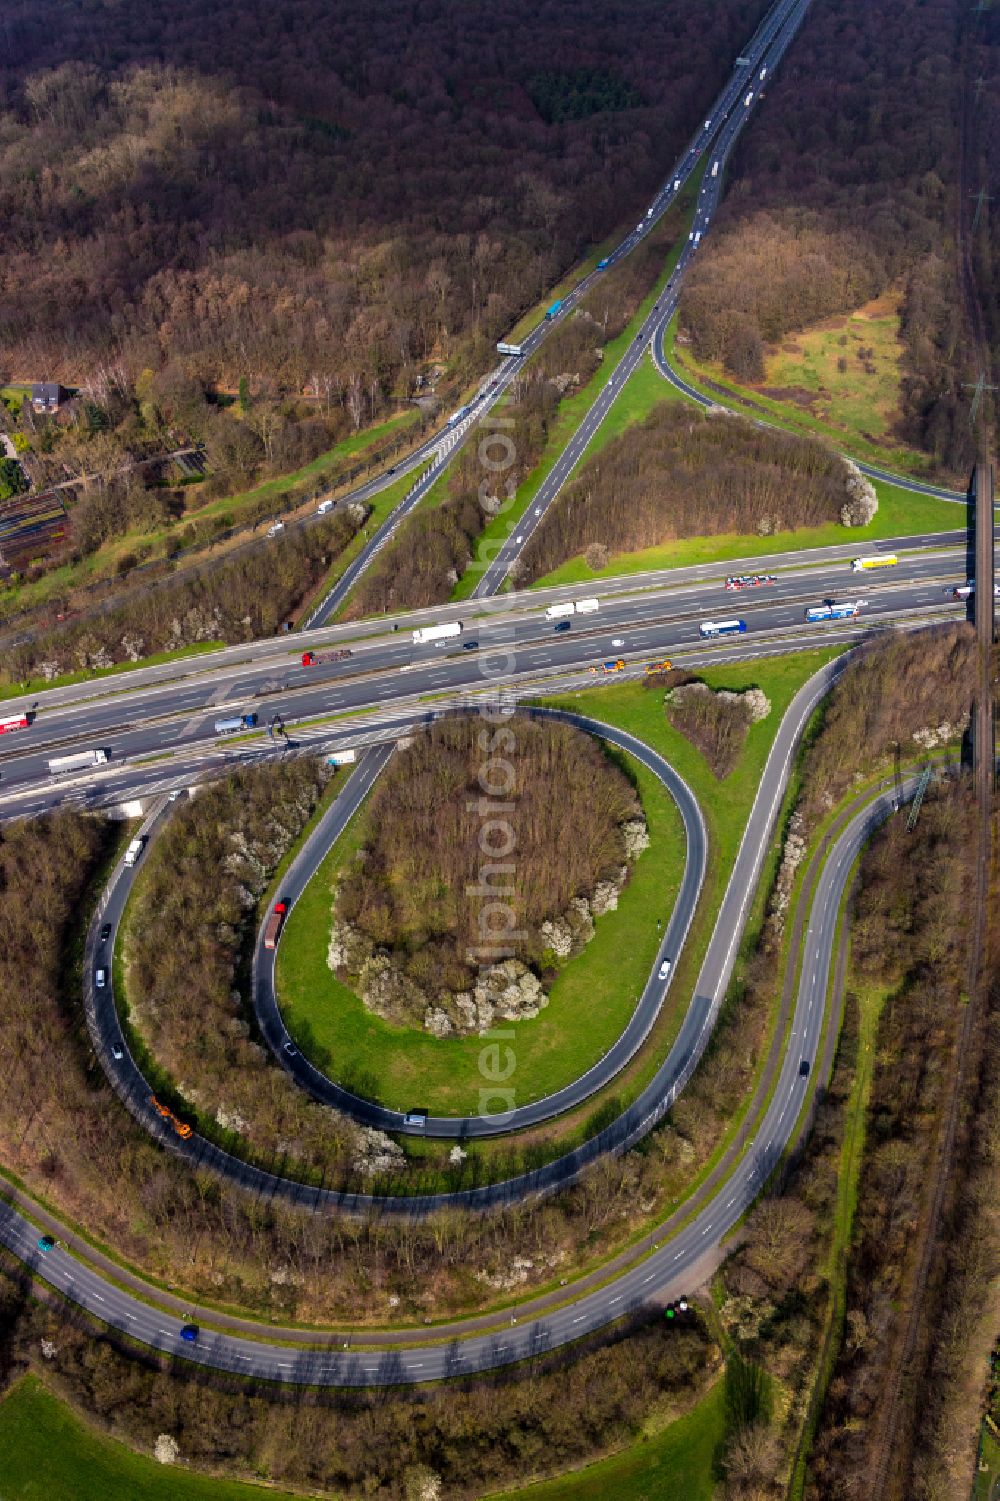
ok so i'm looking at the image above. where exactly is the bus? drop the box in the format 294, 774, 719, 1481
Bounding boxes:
496, 341, 524, 357
0, 713, 30, 735
699, 619, 747, 638
545, 300, 563, 320
851, 554, 897, 572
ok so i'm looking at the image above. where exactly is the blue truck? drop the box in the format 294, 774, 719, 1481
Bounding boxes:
214, 713, 258, 736
804, 600, 864, 622
545, 300, 563, 320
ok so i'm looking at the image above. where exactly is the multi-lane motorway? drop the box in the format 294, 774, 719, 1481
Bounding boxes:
0, 539, 971, 818
0, 0, 986, 1399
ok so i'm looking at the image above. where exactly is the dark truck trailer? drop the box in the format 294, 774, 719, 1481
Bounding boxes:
263, 901, 288, 950
301, 649, 352, 666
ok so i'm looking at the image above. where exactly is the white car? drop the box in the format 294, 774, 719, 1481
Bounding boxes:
95, 968, 107, 989
658, 959, 672, 980
611, 638, 624, 647
111, 1044, 124, 1061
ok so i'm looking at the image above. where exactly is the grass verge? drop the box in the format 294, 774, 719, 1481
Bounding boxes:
485, 1377, 724, 1501
0, 1376, 310, 1501
532, 474, 967, 590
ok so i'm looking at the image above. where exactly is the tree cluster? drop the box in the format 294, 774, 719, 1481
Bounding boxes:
336, 716, 640, 996
126, 760, 358, 1178
0, 507, 360, 685
677, 0, 978, 472
666, 683, 755, 779
519, 403, 859, 581
797, 624, 976, 824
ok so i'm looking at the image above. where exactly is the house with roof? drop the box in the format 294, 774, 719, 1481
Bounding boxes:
31, 383, 65, 414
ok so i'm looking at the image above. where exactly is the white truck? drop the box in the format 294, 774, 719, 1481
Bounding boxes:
124, 836, 146, 868
545, 601, 575, 620
412, 621, 462, 645
575, 597, 600, 614
48, 748, 109, 775
711, 160, 719, 178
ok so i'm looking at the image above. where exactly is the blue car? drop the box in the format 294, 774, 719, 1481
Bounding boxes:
179, 1324, 200, 1343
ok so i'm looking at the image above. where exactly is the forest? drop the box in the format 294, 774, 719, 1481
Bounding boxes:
678, 0, 981, 473
0, 0, 768, 394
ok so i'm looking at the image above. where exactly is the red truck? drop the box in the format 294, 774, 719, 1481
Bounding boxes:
301, 648, 352, 667
263, 901, 288, 950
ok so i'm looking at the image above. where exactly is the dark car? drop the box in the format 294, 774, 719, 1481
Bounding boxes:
99, 923, 112, 945
37, 1235, 56, 1253
554, 620, 571, 633
179, 1324, 200, 1343
462, 639, 479, 651
799, 1059, 810, 1077
283, 1040, 298, 1058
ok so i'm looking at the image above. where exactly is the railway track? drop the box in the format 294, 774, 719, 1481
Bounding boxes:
868, 21, 996, 1495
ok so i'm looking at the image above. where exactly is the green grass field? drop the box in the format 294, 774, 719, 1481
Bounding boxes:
0, 1377, 308, 1501
664, 307, 950, 481
758, 293, 904, 448
486, 1378, 724, 1501
277, 750, 685, 1115
532, 475, 965, 589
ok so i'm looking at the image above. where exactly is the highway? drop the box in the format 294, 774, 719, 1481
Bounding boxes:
0, 754, 907, 1384
0, 544, 970, 818
302, 0, 819, 624
80, 650, 844, 1208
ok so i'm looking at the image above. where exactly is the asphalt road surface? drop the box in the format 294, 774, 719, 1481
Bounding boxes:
0, 546, 969, 817
0, 774, 905, 1384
